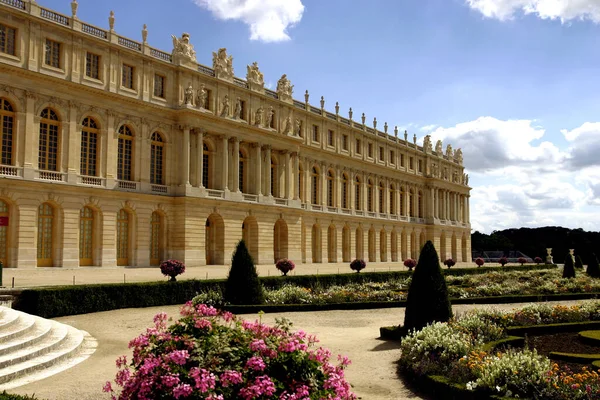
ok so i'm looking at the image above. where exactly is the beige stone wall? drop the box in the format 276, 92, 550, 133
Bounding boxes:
0, 0, 472, 268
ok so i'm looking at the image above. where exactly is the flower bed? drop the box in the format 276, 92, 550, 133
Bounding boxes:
398, 302, 600, 399
104, 303, 356, 399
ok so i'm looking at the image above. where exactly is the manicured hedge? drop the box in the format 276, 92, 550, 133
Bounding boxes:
579, 330, 600, 346
550, 351, 600, 364
0, 392, 40, 400
506, 321, 600, 336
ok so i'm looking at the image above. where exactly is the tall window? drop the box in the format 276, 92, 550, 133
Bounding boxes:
367, 179, 374, 212
202, 143, 209, 188
400, 153, 405, 167
400, 187, 405, 215
311, 167, 319, 205
342, 134, 348, 151
85, 52, 100, 80
122, 64, 134, 89
390, 150, 395, 165
150, 132, 164, 185
312, 125, 319, 143
418, 191, 423, 218
116, 209, 129, 266
327, 130, 334, 147
341, 174, 348, 209
44, 38, 61, 68
326, 170, 334, 207
0, 24, 16, 56
368, 143, 373, 158
80, 117, 98, 176
379, 182, 385, 213
390, 185, 396, 214
153, 74, 165, 98
355, 176, 362, 211
117, 125, 133, 181
355, 139, 361, 155
0, 98, 14, 165
379, 147, 384, 161
79, 206, 94, 266
150, 212, 162, 266
298, 165, 305, 202
37, 203, 54, 267
38, 108, 59, 171
240, 151, 247, 193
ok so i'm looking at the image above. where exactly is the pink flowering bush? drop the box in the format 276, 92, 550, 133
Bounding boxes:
104, 303, 356, 400
160, 259, 186, 282
350, 259, 366, 273
534, 256, 543, 265
517, 257, 527, 266
275, 259, 295, 276
498, 256, 508, 267
404, 258, 417, 271
475, 257, 484, 268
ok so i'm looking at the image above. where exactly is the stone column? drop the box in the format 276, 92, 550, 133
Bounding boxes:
362, 175, 368, 211
292, 152, 299, 200
181, 126, 191, 186
320, 163, 327, 206
264, 145, 271, 196
336, 169, 342, 208
253, 143, 262, 195
231, 138, 240, 192
221, 136, 229, 190
383, 179, 389, 214
302, 159, 309, 203
403, 185, 409, 217
455, 193, 459, 222
196, 129, 204, 188
429, 187, 435, 219
66, 102, 79, 183
284, 151, 292, 199
22, 92, 37, 178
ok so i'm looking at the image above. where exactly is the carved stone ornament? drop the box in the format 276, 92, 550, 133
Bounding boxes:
423, 135, 433, 153
435, 140, 443, 155
171, 33, 197, 65
294, 119, 302, 136
454, 148, 463, 164
213, 48, 234, 81
265, 106, 274, 128
142, 24, 148, 43
283, 115, 293, 135
246, 62, 264, 91
197, 84, 207, 109
109, 11, 115, 31
233, 97, 242, 120
445, 144, 453, 158
220, 95, 230, 118
183, 82, 194, 105
255, 106, 264, 127
276, 74, 294, 103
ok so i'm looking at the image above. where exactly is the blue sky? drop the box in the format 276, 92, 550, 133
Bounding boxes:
45, 0, 600, 233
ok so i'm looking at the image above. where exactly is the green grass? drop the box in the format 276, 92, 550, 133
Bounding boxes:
579, 330, 600, 345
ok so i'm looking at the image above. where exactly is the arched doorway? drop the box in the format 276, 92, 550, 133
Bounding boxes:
311, 224, 322, 263
355, 227, 363, 260
368, 228, 376, 262
79, 206, 95, 266
116, 209, 131, 266
37, 203, 55, 267
380, 230, 387, 262
150, 211, 165, 266
391, 230, 398, 262
342, 225, 350, 262
461, 233, 468, 262
401, 230, 407, 260
205, 213, 225, 265
451, 233, 457, 260
242, 216, 259, 263
0, 200, 8, 267
273, 219, 288, 262
327, 224, 336, 263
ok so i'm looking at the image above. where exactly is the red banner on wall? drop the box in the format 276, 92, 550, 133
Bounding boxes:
0, 217, 8, 226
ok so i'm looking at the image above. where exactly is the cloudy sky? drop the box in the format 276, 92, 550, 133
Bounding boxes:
44, 0, 600, 233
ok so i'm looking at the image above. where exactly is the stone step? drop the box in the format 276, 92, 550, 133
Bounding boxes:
0, 307, 97, 390
0, 308, 20, 332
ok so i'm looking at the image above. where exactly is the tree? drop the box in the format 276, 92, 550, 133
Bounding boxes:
587, 253, 600, 278
563, 253, 576, 279
575, 255, 584, 269
224, 240, 265, 305
403, 241, 452, 332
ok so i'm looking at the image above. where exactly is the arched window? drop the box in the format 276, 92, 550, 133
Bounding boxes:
117, 125, 134, 181
390, 185, 396, 214
38, 108, 59, 171
117, 209, 130, 266
270, 156, 277, 196
400, 187, 405, 216
240, 150, 247, 193
0, 98, 15, 166
79, 206, 94, 266
80, 117, 99, 177
378, 181, 385, 213
311, 166, 319, 205
298, 164, 305, 202
367, 179, 374, 212
355, 176, 362, 211
341, 173, 349, 209
202, 143, 210, 188
150, 132, 164, 185
418, 190, 424, 218
409, 188, 415, 217
326, 170, 334, 207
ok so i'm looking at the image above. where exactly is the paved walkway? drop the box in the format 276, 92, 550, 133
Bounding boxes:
7, 300, 591, 400
1, 262, 478, 289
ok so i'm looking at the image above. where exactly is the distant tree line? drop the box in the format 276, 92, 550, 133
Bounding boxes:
472, 227, 600, 265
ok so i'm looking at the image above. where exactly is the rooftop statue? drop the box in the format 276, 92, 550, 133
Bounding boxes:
445, 144, 453, 159
213, 48, 234, 81
171, 33, 197, 64
435, 140, 443, 155
246, 62, 264, 90
276, 74, 294, 102
454, 148, 463, 164
423, 135, 433, 153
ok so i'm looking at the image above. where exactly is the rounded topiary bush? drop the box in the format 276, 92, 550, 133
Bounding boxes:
443, 258, 456, 269
350, 259, 366, 273
275, 259, 295, 276
403, 241, 452, 332
104, 304, 356, 399
475, 257, 485, 267
403, 258, 417, 271
534, 256, 543, 265
498, 256, 508, 267
563, 253, 576, 279
587, 253, 600, 278
224, 240, 265, 305
517, 257, 527, 266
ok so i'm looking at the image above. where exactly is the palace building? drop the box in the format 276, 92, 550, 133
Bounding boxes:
0, 0, 471, 268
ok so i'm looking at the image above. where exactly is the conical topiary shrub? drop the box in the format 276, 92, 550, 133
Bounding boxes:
587, 254, 600, 278
224, 240, 265, 305
403, 240, 453, 332
575, 255, 584, 269
563, 253, 576, 279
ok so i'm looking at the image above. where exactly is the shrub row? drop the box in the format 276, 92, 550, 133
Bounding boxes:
0, 392, 39, 400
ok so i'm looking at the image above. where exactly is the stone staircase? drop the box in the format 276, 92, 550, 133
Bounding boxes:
0, 306, 97, 390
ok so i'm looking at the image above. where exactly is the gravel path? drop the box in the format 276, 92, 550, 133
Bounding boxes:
8, 300, 592, 400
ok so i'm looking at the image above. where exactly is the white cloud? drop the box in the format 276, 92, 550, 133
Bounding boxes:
427, 117, 600, 233
465, 0, 600, 23
193, 0, 304, 42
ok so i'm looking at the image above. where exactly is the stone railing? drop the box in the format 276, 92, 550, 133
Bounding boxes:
117, 36, 142, 52
150, 48, 171, 62
0, 0, 25, 10
0, 165, 22, 177
81, 23, 108, 39
117, 180, 138, 190
151, 184, 168, 194
37, 170, 66, 182
40, 7, 69, 26
79, 175, 104, 186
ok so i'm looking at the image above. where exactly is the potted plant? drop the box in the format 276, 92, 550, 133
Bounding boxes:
475, 257, 484, 268
443, 258, 456, 269
160, 259, 186, 282
275, 258, 296, 276
350, 259, 366, 273
404, 258, 417, 271
498, 256, 508, 267
517, 257, 527, 266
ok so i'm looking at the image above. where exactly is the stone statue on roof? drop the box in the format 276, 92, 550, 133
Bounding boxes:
247, 62, 264, 91
171, 33, 197, 64
276, 74, 294, 102
213, 48, 234, 81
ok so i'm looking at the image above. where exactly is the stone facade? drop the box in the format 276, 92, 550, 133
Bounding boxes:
0, 0, 471, 268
